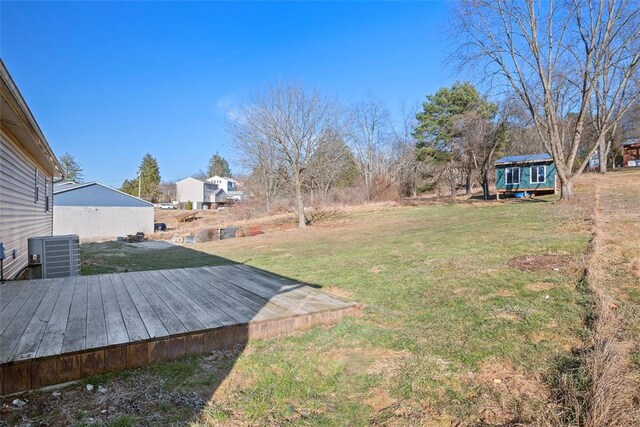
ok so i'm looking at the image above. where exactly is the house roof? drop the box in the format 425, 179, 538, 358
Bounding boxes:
622, 138, 640, 147
0, 59, 61, 176
494, 153, 553, 165
54, 181, 154, 207
206, 175, 237, 183
177, 177, 204, 184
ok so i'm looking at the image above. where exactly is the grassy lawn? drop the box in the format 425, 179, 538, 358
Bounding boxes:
72, 196, 590, 425
80, 242, 234, 275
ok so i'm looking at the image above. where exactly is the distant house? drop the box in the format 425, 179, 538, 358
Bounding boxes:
53, 182, 154, 240
176, 177, 226, 209
494, 153, 558, 198
1, 60, 62, 280
622, 139, 640, 167
205, 175, 237, 194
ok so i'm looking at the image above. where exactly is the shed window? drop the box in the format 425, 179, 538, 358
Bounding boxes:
34, 168, 39, 203
531, 165, 546, 184
505, 167, 520, 185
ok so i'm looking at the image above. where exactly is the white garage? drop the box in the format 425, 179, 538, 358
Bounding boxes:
53, 182, 154, 241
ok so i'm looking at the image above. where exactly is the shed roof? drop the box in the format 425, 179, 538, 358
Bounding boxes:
494, 153, 553, 165
54, 182, 154, 207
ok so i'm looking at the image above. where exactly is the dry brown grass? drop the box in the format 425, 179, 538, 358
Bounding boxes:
550, 170, 640, 427
150, 201, 403, 241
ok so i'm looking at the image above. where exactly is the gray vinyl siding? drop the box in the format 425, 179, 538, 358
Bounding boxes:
0, 132, 54, 280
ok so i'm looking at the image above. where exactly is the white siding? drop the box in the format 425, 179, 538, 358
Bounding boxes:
0, 131, 54, 279
176, 178, 204, 204
53, 206, 154, 241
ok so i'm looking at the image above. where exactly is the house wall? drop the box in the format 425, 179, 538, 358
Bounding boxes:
496, 161, 557, 192
207, 176, 235, 193
53, 206, 154, 240
623, 144, 640, 167
0, 129, 54, 279
176, 179, 204, 204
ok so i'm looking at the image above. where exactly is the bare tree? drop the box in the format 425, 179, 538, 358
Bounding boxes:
228, 82, 339, 227
347, 96, 394, 201
306, 128, 355, 202
456, 0, 640, 199
389, 101, 423, 197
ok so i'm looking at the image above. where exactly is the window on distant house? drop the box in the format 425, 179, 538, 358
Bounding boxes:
505, 167, 520, 185
530, 165, 546, 184
34, 168, 39, 203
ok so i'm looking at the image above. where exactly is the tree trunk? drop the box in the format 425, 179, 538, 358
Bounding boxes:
598, 135, 607, 174
465, 174, 471, 195
448, 163, 456, 197
560, 178, 575, 200
293, 170, 306, 228
481, 175, 489, 200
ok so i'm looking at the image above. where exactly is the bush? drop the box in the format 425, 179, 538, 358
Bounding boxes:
186, 200, 193, 210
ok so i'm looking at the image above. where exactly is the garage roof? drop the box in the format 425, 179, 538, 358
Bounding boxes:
54, 182, 154, 207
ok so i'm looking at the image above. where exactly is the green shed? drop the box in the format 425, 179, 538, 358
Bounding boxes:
494, 154, 557, 199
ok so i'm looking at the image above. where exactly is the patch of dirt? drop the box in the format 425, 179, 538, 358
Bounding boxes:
323, 286, 354, 300
494, 289, 515, 297
370, 265, 386, 274
491, 311, 520, 321
471, 361, 551, 425
320, 347, 411, 376
0, 373, 207, 426
525, 281, 555, 292
364, 388, 396, 412
507, 254, 578, 272
630, 257, 640, 279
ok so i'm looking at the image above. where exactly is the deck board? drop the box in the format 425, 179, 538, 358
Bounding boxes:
62, 276, 88, 353
159, 270, 237, 326
0, 280, 41, 336
185, 268, 273, 321
0, 280, 26, 311
120, 272, 168, 338
197, 266, 289, 319
0, 265, 360, 394
130, 271, 188, 335
36, 276, 76, 357
0, 279, 52, 362
175, 269, 258, 323
10, 278, 64, 360
85, 275, 108, 349
145, 270, 220, 329
139, 271, 205, 331
99, 275, 129, 346
109, 273, 150, 341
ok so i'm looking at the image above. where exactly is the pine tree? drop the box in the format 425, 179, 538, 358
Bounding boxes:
138, 153, 161, 201
59, 153, 84, 182
207, 153, 232, 177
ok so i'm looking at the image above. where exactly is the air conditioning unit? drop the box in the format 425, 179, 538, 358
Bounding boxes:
28, 235, 81, 279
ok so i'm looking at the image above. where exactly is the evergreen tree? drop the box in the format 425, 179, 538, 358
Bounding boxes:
120, 178, 139, 196
59, 153, 84, 182
138, 153, 161, 201
120, 154, 161, 201
207, 152, 232, 177
413, 82, 497, 196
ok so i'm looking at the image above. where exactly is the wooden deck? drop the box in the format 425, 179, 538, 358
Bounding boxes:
0, 265, 361, 394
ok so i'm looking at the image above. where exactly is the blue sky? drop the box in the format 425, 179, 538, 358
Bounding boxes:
2, 1, 455, 185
